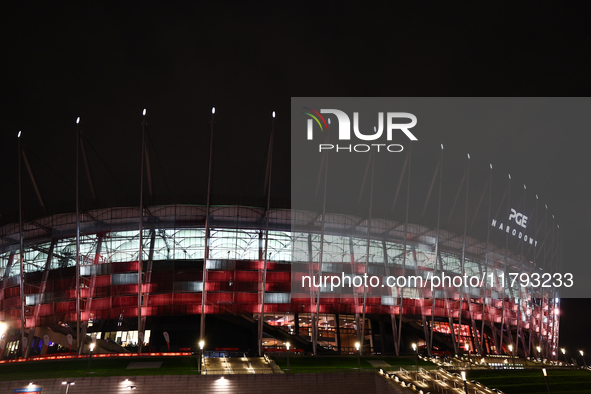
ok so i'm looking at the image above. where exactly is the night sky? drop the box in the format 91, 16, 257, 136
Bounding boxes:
1, 3, 590, 357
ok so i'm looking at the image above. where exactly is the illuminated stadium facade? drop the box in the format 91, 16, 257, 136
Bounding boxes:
0, 203, 560, 360
0, 106, 563, 362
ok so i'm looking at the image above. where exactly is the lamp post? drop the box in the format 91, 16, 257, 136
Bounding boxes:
412, 343, 418, 372
461, 371, 468, 394
199, 340, 205, 374
542, 368, 551, 394
355, 342, 361, 370
86, 343, 95, 377
62, 381, 75, 394
580, 350, 587, 368
508, 344, 515, 369
286, 342, 290, 372
561, 348, 568, 365
465, 343, 470, 368
537, 346, 542, 360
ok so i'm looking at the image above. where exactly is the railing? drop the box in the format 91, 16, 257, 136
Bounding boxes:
0, 351, 193, 364
281, 368, 380, 374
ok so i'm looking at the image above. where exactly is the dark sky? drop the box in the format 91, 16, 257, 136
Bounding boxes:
1, 2, 590, 357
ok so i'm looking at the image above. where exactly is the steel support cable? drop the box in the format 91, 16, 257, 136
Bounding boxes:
81, 134, 127, 195
24, 146, 75, 193
146, 129, 172, 195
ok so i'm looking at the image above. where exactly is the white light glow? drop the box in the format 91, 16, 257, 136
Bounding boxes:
18, 131, 21, 138
143, 109, 146, 116
490, 163, 492, 169
524, 184, 526, 189
441, 144, 444, 149
467, 153, 470, 159
272, 111, 275, 118
212, 107, 215, 114
0, 322, 8, 337
199, 340, 204, 350
461, 371, 466, 381
215, 377, 229, 387
76, 117, 80, 124
542, 368, 547, 377
90, 343, 95, 352
508, 174, 511, 179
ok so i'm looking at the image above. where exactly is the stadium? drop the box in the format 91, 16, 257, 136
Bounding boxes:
0, 199, 560, 360
0, 105, 563, 376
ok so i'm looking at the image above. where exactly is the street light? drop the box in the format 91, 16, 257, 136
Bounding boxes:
355, 342, 361, 370
86, 343, 95, 377
537, 346, 542, 360
62, 381, 75, 394
580, 350, 587, 368
508, 344, 515, 368
286, 342, 290, 372
561, 348, 568, 365
461, 371, 468, 394
199, 340, 205, 374
412, 343, 418, 371
542, 368, 551, 394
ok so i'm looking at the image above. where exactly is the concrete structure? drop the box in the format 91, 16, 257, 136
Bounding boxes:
0, 372, 408, 394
